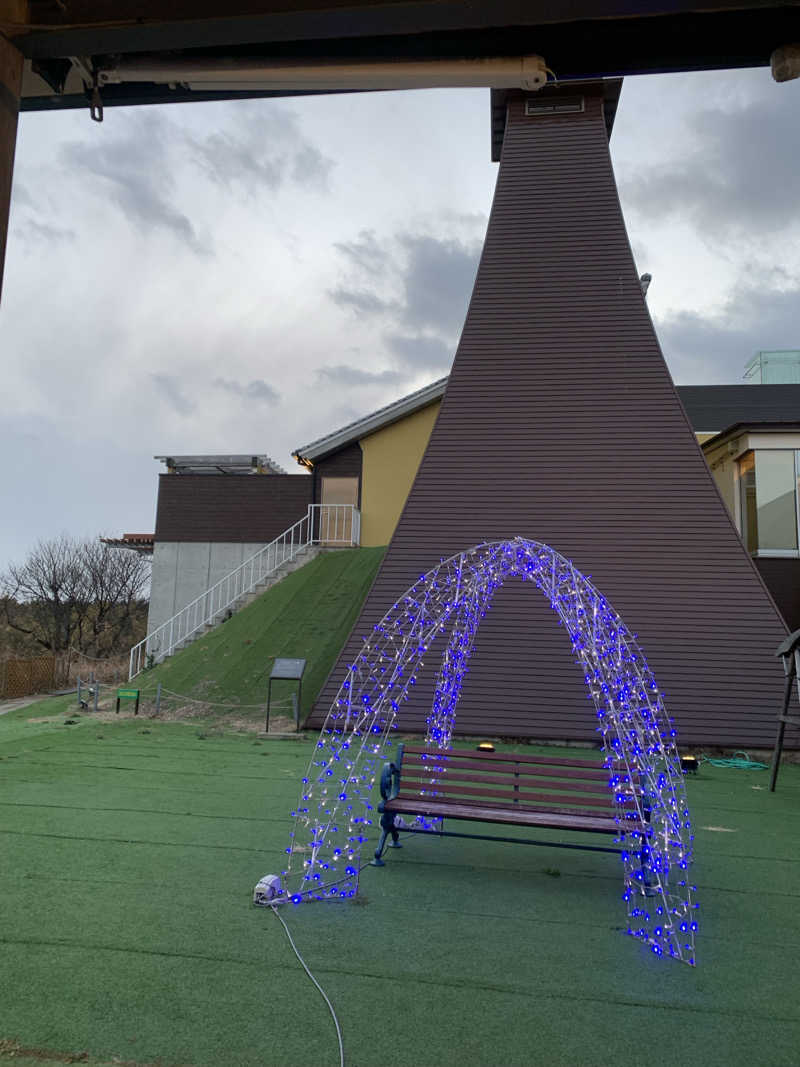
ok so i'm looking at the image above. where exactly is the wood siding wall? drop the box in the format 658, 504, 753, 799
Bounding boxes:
310, 84, 788, 747
154, 474, 312, 543
312, 443, 362, 507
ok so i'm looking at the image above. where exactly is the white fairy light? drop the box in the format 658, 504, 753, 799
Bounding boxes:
277, 538, 697, 964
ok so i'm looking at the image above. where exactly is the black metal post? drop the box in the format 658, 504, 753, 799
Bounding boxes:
770, 666, 795, 791
265, 678, 272, 733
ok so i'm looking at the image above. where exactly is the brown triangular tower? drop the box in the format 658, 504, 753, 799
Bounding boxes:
312, 80, 786, 747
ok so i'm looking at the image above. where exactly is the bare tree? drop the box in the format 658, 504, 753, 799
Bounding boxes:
2, 535, 150, 656
80, 540, 150, 655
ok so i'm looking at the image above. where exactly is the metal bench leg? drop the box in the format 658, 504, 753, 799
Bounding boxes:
770, 669, 794, 791
371, 811, 398, 867
371, 831, 388, 867
770, 718, 788, 792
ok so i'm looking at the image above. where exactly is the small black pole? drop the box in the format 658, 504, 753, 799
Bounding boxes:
265, 678, 272, 734
770, 665, 795, 791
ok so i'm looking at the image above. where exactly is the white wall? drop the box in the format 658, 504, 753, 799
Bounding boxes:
146, 541, 269, 636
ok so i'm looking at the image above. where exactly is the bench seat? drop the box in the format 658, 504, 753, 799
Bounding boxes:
383, 795, 620, 834
372, 743, 645, 867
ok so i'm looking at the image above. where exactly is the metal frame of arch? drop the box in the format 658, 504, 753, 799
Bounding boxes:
280, 537, 698, 964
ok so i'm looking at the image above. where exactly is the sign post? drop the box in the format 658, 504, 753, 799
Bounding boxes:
266, 658, 306, 733
116, 688, 140, 715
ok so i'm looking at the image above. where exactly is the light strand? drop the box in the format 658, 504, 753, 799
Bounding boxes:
276, 538, 697, 965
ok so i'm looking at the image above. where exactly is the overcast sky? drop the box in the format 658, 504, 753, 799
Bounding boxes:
1, 66, 799, 570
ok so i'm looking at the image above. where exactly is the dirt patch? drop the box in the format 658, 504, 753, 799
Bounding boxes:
26, 707, 298, 735
0, 1037, 181, 1065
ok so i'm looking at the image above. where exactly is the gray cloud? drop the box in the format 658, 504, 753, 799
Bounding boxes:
398, 233, 480, 335
10, 181, 34, 209
334, 229, 389, 275
291, 144, 334, 190
14, 219, 76, 246
189, 108, 333, 196
0, 413, 157, 567
328, 228, 479, 374
214, 377, 280, 404
59, 115, 207, 253
316, 365, 406, 387
191, 131, 284, 193
656, 281, 800, 383
151, 374, 195, 415
623, 89, 800, 240
384, 333, 453, 371
328, 287, 392, 316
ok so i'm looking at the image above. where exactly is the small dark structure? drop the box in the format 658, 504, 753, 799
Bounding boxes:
266, 657, 306, 732
770, 629, 800, 789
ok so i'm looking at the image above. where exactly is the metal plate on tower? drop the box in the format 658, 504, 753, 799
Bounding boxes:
270, 658, 306, 680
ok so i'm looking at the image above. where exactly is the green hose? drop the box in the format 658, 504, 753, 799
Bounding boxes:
700, 751, 769, 770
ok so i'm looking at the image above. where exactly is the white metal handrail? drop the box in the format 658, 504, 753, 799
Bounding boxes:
129, 504, 359, 679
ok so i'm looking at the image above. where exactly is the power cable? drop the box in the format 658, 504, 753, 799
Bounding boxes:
270, 905, 344, 1067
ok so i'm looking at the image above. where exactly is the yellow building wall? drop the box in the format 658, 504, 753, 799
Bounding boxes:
359, 401, 441, 546
703, 441, 738, 521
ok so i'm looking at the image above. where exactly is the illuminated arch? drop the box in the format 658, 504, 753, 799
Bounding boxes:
280, 538, 697, 964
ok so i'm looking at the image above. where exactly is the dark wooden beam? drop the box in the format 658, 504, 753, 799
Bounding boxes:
9, 1, 800, 67
0, 31, 23, 305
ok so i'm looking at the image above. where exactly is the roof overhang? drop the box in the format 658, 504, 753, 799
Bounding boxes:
13, 3, 800, 115
100, 533, 155, 556
293, 376, 448, 465
701, 421, 800, 451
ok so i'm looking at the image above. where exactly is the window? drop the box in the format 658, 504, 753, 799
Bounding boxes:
738, 450, 800, 555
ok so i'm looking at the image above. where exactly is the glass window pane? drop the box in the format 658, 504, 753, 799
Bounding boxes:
755, 451, 798, 551
739, 452, 757, 551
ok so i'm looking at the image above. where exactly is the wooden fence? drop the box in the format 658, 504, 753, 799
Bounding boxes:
0, 655, 60, 699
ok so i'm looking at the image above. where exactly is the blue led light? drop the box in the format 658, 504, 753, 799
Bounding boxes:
280, 537, 697, 965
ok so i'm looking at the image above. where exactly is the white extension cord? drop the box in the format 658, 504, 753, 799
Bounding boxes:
270, 905, 345, 1067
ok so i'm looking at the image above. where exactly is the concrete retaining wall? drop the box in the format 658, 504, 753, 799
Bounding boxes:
146, 541, 270, 636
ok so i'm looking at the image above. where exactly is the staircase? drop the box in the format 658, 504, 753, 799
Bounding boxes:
129, 504, 360, 679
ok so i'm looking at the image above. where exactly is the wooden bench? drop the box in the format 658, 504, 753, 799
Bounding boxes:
372, 743, 648, 871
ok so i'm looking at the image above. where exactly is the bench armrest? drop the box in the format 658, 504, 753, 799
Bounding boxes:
378, 761, 401, 806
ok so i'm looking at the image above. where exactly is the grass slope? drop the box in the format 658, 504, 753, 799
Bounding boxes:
0, 706, 799, 1067
137, 547, 384, 723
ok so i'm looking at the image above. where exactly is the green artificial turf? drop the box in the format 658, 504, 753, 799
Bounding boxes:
131, 546, 385, 723
1, 712, 799, 1067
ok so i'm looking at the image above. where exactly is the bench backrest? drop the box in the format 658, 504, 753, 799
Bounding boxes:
396, 744, 638, 817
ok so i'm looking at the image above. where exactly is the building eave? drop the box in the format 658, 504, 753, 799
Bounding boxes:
701, 421, 800, 451
292, 376, 448, 465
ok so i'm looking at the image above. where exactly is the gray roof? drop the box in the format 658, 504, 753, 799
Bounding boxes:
294, 380, 800, 467
677, 385, 800, 433
292, 377, 448, 464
